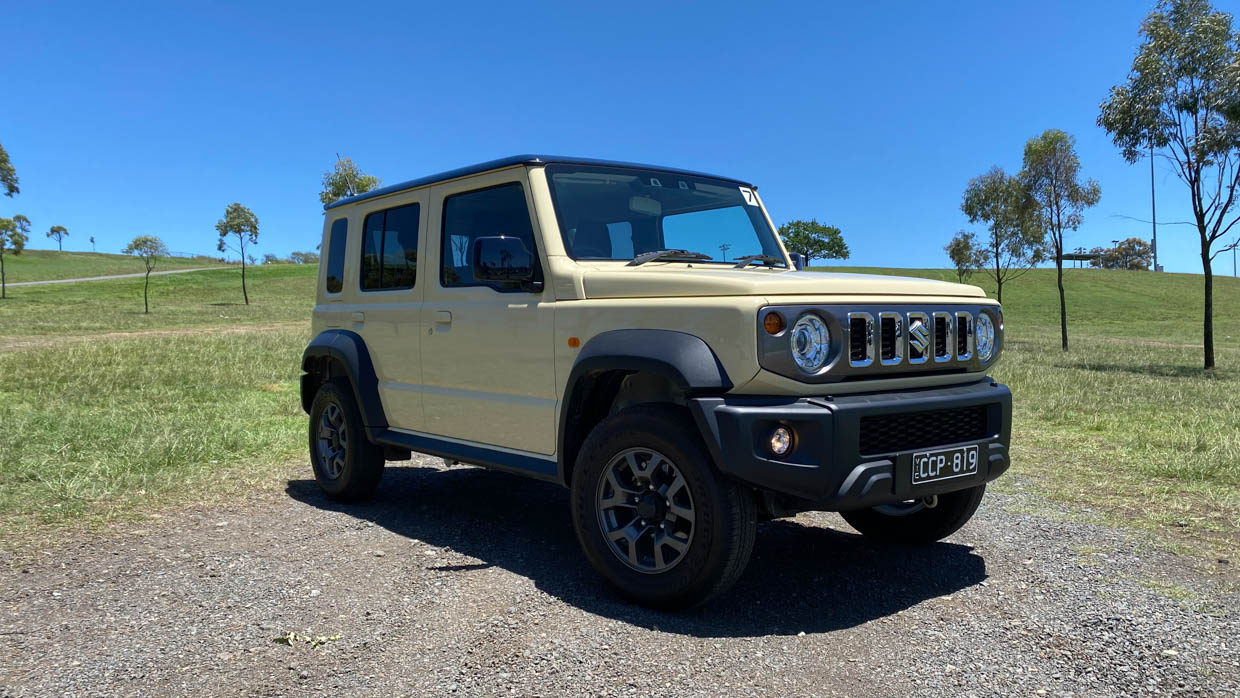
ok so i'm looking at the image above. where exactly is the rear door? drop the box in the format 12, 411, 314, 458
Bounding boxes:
350, 191, 429, 432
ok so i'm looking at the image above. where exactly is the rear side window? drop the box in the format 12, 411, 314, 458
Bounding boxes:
441, 183, 537, 290
324, 218, 348, 294
360, 203, 420, 291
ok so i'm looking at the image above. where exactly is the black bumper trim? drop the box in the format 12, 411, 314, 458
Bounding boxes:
688, 379, 1012, 510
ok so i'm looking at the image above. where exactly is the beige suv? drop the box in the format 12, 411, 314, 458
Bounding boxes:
301, 155, 1011, 609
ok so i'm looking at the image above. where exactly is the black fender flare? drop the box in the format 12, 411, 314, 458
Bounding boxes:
556, 329, 731, 483
300, 329, 388, 430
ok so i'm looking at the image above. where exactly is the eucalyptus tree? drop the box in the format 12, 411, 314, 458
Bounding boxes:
960, 167, 1046, 304
215, 203, 260, 304
944, 231, 987, 284
777, 219, 849, 265
1021, 130, 1101, 351
0, 217, 27, 299
46, 225, 68, 252
1098, 0, 1240, 369
122, 235, 169, 313
0, 141, 18, 198
320, 156, 381, 206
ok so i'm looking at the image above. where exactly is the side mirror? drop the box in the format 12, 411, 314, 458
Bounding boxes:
472, 236, 536, 284
788, 252, 806, 271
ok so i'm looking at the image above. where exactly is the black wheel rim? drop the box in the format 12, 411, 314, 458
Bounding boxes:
596, 447, 695, 574
316, 403, 347, 480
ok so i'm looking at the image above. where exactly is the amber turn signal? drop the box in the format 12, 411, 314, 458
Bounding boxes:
763, 312, 785, 335
567, 336, 581, 348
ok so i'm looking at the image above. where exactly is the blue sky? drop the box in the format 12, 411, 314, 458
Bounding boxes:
4, 0, 1240, 274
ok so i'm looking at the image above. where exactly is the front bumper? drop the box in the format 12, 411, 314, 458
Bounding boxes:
688, 379, 1011, 511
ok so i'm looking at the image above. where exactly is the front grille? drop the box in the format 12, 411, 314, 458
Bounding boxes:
934, 316, 948, 358
859, 405, 989, 456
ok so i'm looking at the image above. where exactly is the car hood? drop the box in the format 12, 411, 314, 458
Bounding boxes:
578, 266, 986, 299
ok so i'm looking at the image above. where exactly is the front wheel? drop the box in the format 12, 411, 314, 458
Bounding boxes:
839, 484, 986, 544
570, 405, 756, 610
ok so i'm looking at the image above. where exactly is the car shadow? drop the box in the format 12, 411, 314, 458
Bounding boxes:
285, 464, 987, 638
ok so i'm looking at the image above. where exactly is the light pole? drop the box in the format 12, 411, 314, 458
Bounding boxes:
1150, 142, 1159, 271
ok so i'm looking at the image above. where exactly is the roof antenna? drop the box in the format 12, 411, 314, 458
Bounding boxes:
336, 152, 358, 197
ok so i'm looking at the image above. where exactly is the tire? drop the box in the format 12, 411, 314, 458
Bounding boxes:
839, 484, 986, 544
307, 377, 385, 501
570, 404, 756, 610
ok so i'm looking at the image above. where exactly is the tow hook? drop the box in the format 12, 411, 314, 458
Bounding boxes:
922, 495, 939, 509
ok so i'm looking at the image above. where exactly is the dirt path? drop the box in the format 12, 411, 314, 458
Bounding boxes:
6, 267, 225, 288
0, 322, 306, 352
1, 457, 1236, 697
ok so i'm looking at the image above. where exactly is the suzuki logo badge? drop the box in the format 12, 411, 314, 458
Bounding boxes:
909, 319, 931, 355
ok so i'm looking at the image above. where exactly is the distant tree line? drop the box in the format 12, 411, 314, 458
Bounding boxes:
263, 251, 319, 265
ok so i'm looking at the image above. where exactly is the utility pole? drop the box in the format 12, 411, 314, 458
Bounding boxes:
1150, 143, 1159, 272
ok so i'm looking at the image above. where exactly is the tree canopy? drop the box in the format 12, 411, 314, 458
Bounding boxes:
0, 141, 17, 198
944, 231, 987, 284
46, 225, 69, 252
777, 219, 849, 265
1090, 238, 1153, 270
1098, 0, 1240, 368
961, 167, 1046, 304
320, 157, 381, 206
0, 217, 28, 299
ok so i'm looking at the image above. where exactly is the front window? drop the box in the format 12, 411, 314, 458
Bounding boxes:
546, 164, 786, 266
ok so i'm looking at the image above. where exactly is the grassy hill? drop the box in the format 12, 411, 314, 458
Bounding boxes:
0, 262, 1236, 564
1, 249, 231, 283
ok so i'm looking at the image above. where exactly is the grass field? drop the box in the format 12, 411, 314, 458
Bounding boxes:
0, 263, 1237, 563
1, 249, 231, 284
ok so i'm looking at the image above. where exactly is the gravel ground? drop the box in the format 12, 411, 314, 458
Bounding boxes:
1, 456, 1236, 697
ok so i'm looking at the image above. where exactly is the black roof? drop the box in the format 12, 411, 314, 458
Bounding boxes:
323, 154, 754, 210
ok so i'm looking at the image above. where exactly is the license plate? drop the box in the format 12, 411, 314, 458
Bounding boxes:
911, 445, 979, 485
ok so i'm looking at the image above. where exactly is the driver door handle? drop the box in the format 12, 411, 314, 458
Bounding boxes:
434, 311, 453, 325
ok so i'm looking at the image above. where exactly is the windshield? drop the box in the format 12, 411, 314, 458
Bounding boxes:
545, 164, 787, 266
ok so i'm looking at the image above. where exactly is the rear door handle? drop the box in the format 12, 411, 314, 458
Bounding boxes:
434, 311, 453, 325
351, 312, 365, 323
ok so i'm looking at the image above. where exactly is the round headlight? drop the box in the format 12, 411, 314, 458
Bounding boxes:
977, 312, 996, 362
790, 313, 830, 373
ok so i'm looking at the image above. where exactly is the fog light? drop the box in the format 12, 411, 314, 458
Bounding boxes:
769, 426, 792, 456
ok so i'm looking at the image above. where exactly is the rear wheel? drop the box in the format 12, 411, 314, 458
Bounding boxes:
571, 405, 756, 609
840, 485, 986, 543
308, 378, 385, 501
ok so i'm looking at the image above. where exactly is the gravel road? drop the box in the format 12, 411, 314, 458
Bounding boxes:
1, 456, 1236, 697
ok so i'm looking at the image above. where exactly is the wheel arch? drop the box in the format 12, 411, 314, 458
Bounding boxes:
301, 329, 388, 432
557, 329, 731, 486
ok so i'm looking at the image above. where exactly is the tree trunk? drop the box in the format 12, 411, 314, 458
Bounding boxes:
58, 238, 62, 252
1, 254, 5, 299
1202, 241, 1214, 370
242, 257, 249, 305
1056, 255, 1068, 352
143, 270, 150, 314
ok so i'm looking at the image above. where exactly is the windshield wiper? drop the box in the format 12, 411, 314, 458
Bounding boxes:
627, 249, 714, 266
733, 254, 786, 269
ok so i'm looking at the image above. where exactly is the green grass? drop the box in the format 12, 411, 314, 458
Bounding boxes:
1, 249, 231, 284
1, 262, 1238, 562
0, 264, 315, 337
0, 329, 306, 531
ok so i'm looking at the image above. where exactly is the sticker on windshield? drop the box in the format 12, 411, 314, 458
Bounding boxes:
649, 177, 662, 187
678, 181, 689, 190
739, 187, 758, 206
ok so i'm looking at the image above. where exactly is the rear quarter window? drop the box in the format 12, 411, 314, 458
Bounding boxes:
324, 218, 348, 294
